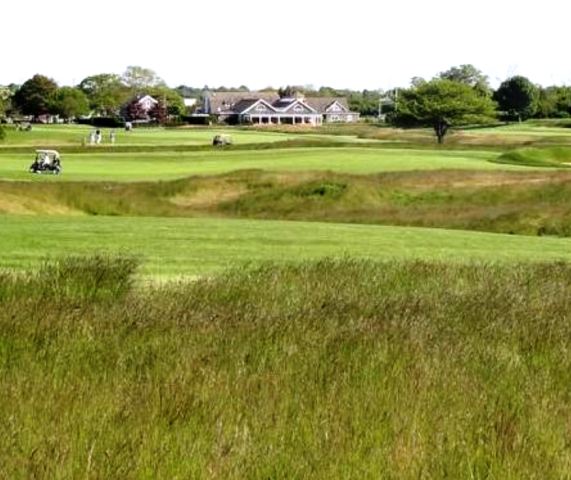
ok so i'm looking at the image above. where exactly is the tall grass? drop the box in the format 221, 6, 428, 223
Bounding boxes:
0, 255, 138, 302
2, 257, 571, 478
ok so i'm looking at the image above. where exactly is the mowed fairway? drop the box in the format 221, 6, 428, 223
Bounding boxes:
2, 216, 571, 277
0, 147, 528, 181
0, 125, 320, 147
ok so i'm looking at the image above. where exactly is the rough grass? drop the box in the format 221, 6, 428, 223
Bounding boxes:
251, 120, 571, 147
3, 169, 571, 236
3, 257, 571, 478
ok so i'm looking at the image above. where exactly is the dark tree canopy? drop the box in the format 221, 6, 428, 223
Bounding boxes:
13, 74, 58, 117
148, 99, 168, 124
278, 86, 302, 98
393, 79, 497, 143
52, 87, 89, 119
494, 76, 539, 121
124, 99, 148, 121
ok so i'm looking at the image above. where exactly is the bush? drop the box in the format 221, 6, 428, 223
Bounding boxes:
77, 117, 125, 128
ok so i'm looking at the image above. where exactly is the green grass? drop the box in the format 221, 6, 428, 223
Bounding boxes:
0, 147, 531, 182
0, 125, 325, 147
469, 122, 571, 137
3, 257, 571, 478
1, 216, 571, 277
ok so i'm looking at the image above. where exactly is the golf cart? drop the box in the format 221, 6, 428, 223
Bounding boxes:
29, 150, 62, 175
212, 134, 232, 147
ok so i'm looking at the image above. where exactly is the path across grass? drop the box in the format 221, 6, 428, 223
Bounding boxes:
2, 216, 570, 277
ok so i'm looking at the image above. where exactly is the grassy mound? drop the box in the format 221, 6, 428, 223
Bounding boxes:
494, 147, 571, 168
3, 169, 571, 237
2, 257, 571, 477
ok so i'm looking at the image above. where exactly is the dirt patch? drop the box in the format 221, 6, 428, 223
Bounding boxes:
379, 170, 571, 191
170, 183, 249, 208
449, 174, 556, 188
0, 192, 81, 215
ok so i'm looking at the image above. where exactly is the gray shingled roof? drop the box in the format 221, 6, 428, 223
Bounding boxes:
232, 99, 261, 114
207, 92, 356, 115
208, 91, 280, 113
304, 97, 350, 113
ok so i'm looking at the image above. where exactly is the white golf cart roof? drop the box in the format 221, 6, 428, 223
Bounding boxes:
36, 149, 60, 156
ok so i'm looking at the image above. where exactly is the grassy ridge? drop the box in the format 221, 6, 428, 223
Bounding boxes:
2, 257, 571, 478
3, 169, 571, 236
0, 147, 516, 182
494, 146, 571, 168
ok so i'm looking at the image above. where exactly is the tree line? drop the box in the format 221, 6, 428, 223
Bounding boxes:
1, 64, 570, 143
0, 66, 186, 124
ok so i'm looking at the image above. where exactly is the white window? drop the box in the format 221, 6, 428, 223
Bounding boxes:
330, 115, 340, 122
294, 105, 304, 112
256, 104, 266, 112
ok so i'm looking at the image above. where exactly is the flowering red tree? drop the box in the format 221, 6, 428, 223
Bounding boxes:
125, 100, 147, 121
149, 100, 168, 125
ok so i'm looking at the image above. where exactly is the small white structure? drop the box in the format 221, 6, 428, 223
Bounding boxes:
136, 95, 159, 112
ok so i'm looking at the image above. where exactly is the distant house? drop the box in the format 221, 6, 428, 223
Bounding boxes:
122, 94, 158, 121
201, 91, 359, 125
135, 95, 158, 112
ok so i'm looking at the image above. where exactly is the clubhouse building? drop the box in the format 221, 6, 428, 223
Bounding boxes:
201, 91, 359, 125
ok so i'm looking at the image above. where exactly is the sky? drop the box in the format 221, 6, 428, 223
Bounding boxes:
2, 0, 570, 91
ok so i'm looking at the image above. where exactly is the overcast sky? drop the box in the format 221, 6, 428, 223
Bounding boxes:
2, 0, 569, 90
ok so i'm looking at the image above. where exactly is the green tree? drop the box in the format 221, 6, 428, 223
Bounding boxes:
393, 79, 497, 143
52, 87, 90, 120
494, 76, 539, 122
278, 86, 302, 98
0, 86, 12, 117
79, 73, 131, 116
122, 66, 165, 92
13, 74, 58, 117
438, 64, 491, 96
536, 86, 571, 118
348, 89, 383, 116
148, 86, 185, 117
